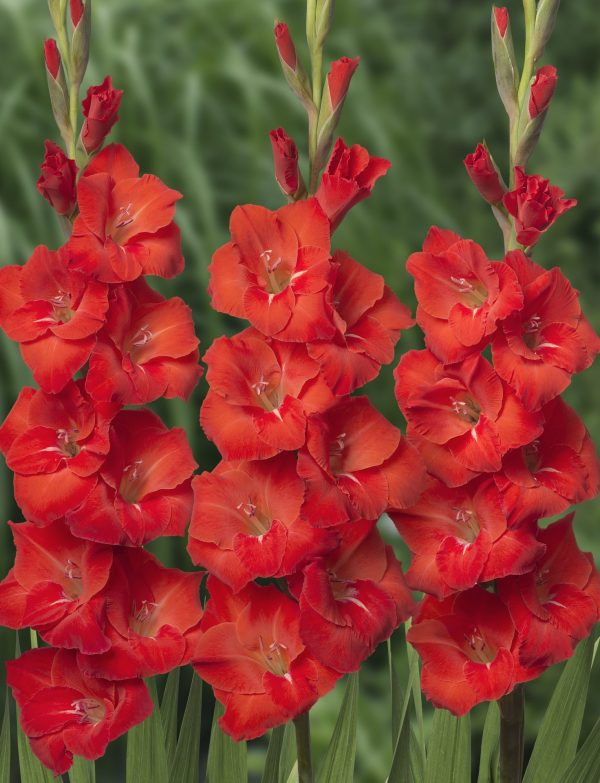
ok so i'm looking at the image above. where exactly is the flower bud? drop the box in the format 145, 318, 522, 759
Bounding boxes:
269, 128, 305, 199
532, 0, 561, 63
36, 140, 78, 216
274, 22, 312, 107
325, 56, 359, 113
464, 143, 506, 204
491, 6, 519, 119
315, 0, 335, 45
80, 76, 123, 153
528, 65, 557, 119
44, 39, 61, 80
70, 0, 91, 88
70, 0, 84, 27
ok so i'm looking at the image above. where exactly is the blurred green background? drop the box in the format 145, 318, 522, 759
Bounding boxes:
0, 0, 599, 780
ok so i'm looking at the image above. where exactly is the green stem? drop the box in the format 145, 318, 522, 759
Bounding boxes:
294, 712, 314, 783
499, 686, 525, 783
509, 0, 537, 188
29, 628, 38, 650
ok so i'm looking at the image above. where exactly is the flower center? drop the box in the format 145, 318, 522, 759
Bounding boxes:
110, 201, 136, 242
329, 573, 370, 612
449, 276, 488, 308
451, 507, 480, 543
128, 323, 153, 360
56, 428, 80, 458
462, 626, 495, 664
450, 396, 480, 425
259, 636, 289, 677
67, 698, 105, 725
250, 375, 282, 413
119, 460, 144, 503
50, 290, 75, 323
523, 314, 542, 349
329, 432, 346, 475
523, 440, 541, 473
236, 497, 271, 536
63, 559, 83, 599
260, 249, 290, 295
130, 599, 159, 636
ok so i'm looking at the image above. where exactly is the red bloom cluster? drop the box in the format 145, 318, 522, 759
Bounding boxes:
393, 226, 600, 715
0, 63, 203, 773
191, 75, 424, 737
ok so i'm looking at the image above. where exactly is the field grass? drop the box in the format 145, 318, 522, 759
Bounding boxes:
0, 0, 599, 779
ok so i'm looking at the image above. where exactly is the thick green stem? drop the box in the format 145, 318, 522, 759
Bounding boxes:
508, 0, 537, 187
499, 686, 525, 783
294, 712, 314, 783
29, 628, 38, 649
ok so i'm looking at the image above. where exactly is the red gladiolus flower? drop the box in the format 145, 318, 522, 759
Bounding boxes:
298, 396, 426, 526
188, 454, 336, 592
289, 519, 415, 673
69, 143, 183, 283
0, 245, 109, 393
495, 396, 600, 523
326, 57, 360, 112
0, 382, 117, 524
67, 409, 197, 545
408, 588, 517, 715
395, 350, 544, 474
0, 519, 112, 654
308, 251, 413, 394
499, 515, 600, 668
7, 647, 152, 775
315, 138, 390, 230
529, 65, 558, 119
503, 167, 576, 247
80, 76, 123, 153
191, 577, 340, 741
78, 548, 203, 680
390, 477, 545, 599
44, 39, 60, 79
208, 199, 336, 341
493, 7, 509, 38
463, 143, 506, 204
201, 329, 334, 460
407, 228, 523, 364
269, 128, 301, 198
86, 279, 201, 404
37, 141, 78, 215
492, 251, 599, 410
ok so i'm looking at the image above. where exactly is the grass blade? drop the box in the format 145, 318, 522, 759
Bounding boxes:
126, 678, 169, 783
206, 700, 247, 783
261, 724, 295, 783
424, 710, 471, 783
523, 636, 594, 783
0, 691, 11, 783
559, 717, 600, 783
160, 668, 181, 768
169, 674, 202, 783
317, 673, 359, 783
477, 702, 500, 783
68, 757, 95, 783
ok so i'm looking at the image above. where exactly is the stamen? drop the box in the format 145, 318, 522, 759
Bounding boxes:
131, 324, 153, 347
450, 276, 474, 293
524, 314, 541, 333
64, 559, 82, 581
115, 202, 134, 229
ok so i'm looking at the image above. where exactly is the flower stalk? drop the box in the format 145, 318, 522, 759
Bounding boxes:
294, 712, 314, 783
499, 686, 525, 783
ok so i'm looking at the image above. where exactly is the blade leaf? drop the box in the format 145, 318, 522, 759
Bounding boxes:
206, 700, 247, 783
169, 674, 202, 783
317, 673, 359, 783
424, 710, 471, 783
68, 757, 96, 783
161, 668, 181, 768
126, 678, 169, 783
477, 702, 500, 783
559, 717, 600, 783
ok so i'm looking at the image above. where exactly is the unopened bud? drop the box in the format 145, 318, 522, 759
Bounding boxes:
491, 6, 519, 120
532, 0, 561, 63
273, 22, 312, 109
314, 57, 359, 178
315, 0, 335, 45
44, 39, 61, 80
70, 0, 92, 87
70, 0, 84, 27
464, 143, 506, 204
528, 65, 557, 118
269, 128, 305, 199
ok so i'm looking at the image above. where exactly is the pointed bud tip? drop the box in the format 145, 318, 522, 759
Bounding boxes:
529, 65, 558, 118
327, 56, 360, 110
43, 39, 61, 80
493, 7, 509, 38
274, 21, 297, 70
70, 0, 84, 27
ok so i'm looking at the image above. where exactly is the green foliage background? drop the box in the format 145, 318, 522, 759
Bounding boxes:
0, 0, 599, 780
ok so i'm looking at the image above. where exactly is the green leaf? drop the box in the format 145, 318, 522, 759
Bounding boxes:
523, 635, 595, 783
261, 723, 296, 783
559, 717, 600, 783
0, 690, 11, 783
68, 757, 96, 783
317, 673, 359, 783
477, 702, 500, 783
407, 636, 426, 778
387, 630, 418, 783
126, 678, 169, 783
14, 634, 55, 783
169, 674, 202, 783
206, 700, 247, 783
160, 668, 181, 767
424, 710, 471, 783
